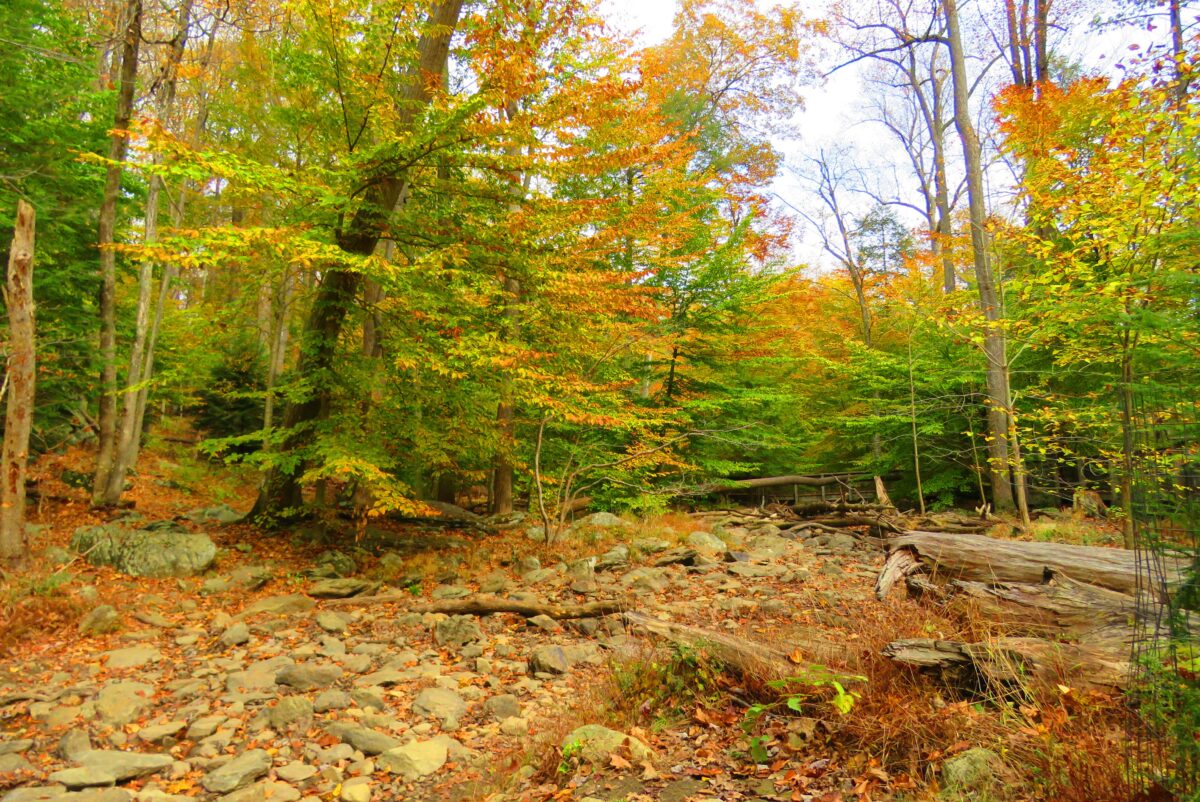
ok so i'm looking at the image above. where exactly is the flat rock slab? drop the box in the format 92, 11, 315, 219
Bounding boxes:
47, 768, 116, 790
275, 663, 342, 691
307, 579, 375, 599
201, 749, 271, 793
236, 595, 315, 619
102, 646, 161, 670
94, 682, 154, 727
411, 688, 466, 729
323, 723, 402, 756
76, 750, 173, 782
378, 739, 448, 779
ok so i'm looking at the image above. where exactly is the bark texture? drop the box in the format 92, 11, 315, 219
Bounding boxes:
1, 200, 36, 568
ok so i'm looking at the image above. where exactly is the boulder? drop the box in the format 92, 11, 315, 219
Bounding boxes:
483, 694, 521, 721
268, 697, 313, 731
411, 688, 466, 729
942, 748, 1002, 791
528, 646, 570, 675
687, 531, 727, 555
95, 681, 154, 727
378, 740, 448, 780
275, 663, 342, 691
561, 725, 652, 765
70, 525, 216, 578
75, 750, 173, 782
80, 605, 122, 636
574, 512, 629, 529
200, 749, 271, 794
433, 616, 482, 648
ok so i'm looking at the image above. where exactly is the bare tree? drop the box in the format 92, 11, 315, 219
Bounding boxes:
1, 200, 36, 569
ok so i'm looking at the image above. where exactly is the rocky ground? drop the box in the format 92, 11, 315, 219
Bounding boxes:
0, 499, 980, 802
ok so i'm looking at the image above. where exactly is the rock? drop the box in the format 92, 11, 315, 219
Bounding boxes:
0, 740, 33, 756
201, 749, 271, 793
433, 616, 481, 648
595, 545, 629, 570
477, 571, 511, 594
377, 740, 448, 780
0, 753, 32, 773
275, 762, 317, 783
350, 689, 386, 711
236, 594, 315, 619
70, 525, 216, 578
942, 748, 1001, 791
574, 512, 628, 529
339, 779, 371, 802
499, 717, 528, 736
825, 533, 857, 554
619, 567, 669, 593
430, 585, 470, 601
561, 725, 652, 764
652, 547, 697, 567
48, 767, 117, 789
528, 645, 570, 675
314, 551, 357, 578
516, 556, 540, 573
632, 538, 671, 554
217, 781, 300, 802
483, 694, 521, 721
276, 663, 342, 691
80, 605, 122, 635
687, 531, 727, 555
307, 579, 375, 599
747, 535, 790, 559
306, 690, 347, 714
95, 681, 154, 727
76, 751, 173, 782
323, 724, 402, 756
527, 614, 559, 633
220, 622, 251, 646
136, 721, 186, 746
59, 731, 92, 761
268, 697, 313, 731
103, 646, 161, 670
315, 611, 350, 633
411, 688, 466, 729
189, 504, 241, 524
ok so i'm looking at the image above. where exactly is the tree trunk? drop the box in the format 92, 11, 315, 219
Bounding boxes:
490, 274, 520, 516
92, 0, 142, 505
1, 200, 36, 569
943, 0, 1016, 511
250, 0, 465, 520
100, 0, 196, 504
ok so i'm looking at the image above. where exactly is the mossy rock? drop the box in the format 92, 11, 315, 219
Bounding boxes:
70, 524, 216, 578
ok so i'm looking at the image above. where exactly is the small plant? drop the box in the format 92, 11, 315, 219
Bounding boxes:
741, 666, 867, 763
557, 739, 584, 774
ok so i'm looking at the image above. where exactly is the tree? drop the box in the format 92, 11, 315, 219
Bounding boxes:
92, 0, 143, 505
1, 200, 35, 569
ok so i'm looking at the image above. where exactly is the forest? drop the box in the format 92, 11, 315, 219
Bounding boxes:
0, 0, 1197, 800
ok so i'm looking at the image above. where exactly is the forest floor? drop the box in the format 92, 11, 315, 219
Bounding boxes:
0, 438, 1129, 802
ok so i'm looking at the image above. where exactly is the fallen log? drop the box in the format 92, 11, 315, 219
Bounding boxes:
883, 636, 1128, 693
702, 474, 867, 493
882, 530, 1181, 596
947, 573, 1135, 637
323, 593, 628, 620
622, 611, 793, 682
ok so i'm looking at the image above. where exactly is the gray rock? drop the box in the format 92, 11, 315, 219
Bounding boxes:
268, 697, 313, 731
687, 531, 727, 555
48, 767, 117, 789
377, 740, 448, 779
323, 724, 401, 756
631, 538, 672, 554
236, 595, 315, 619
200, 749, 271, 793
95, 681, 154, 727
275, 663, 342, 691
103, 646, 161, 670
70, 525, 216, 578
315, 611, 350, 633
307, 579, 374, 599
136, 721, 186, 746
411, 688, 466, 729
430, 585, 470, 601
217, 781, 300, 802
620, 567, 669, 593
189, 504, 242, 525
483, 694, 521, 721
561, 725, 652, 764
80, 605, 122, 635
350, 689, 386, 711
499, 717, 528, 736
59, 731, 91, 761
477, 571, 511, 594
825, 533, 857, 554
339, 778, 371, 802
220, 622, 251, 647
574, 512, 628, 529
314, 551, 357, 578
0, 753, 32, 773
528, 645, 569, 675
186, 716, 226, 740
942, 748, 1001, 791
747, 535, 789, 558
652, 547, 697, 567
433, 616, 481, 648
275, 762, 317, 783
313, 689, 351, 713
595, 545, 630, 570
516, 556, 540, 574
0, 739, 33, 756
76, 751, 173, 782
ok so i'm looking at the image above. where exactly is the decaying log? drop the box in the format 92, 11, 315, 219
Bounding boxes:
322, 593, 627, 620
947, 573, 1135, 637
622, 611, 795, 682
702, 474, 866, 493
809, 514, 904, 534
875, 548, 925, 599
885, 530, 1181, 596
883, 636, 1128, 693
